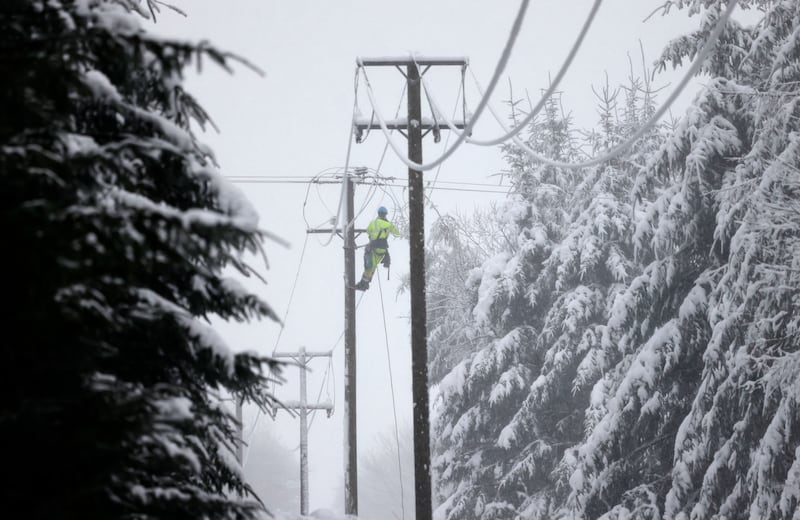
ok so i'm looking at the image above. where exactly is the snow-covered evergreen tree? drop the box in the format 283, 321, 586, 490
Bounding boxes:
1, 1, 279, 518
567, 2, 800, 517
431, 92, 591, 519
434, 1, 800, 518
426, 208, 511, 381
431, 77, 665, 519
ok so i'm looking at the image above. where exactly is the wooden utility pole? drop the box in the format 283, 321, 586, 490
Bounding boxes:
406, 61, 433, 520
343, 173, 358, 515
355, 56, 468, 520
272, 347, 333, 516
306, 173, 364, 516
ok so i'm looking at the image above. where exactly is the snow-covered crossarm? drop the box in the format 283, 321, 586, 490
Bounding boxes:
353, 115, 467, 130
356, 55, 468, 67
353, 115, 467, 143
353, 115, 467, 144
279, 400, 333, 411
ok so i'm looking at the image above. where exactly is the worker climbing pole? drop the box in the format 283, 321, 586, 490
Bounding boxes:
354, 206, 400, 291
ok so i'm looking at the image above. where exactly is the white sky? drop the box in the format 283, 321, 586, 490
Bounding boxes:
147, 1, 727, 514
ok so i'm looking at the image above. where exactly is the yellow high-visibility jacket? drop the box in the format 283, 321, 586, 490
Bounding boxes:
367, 217, 400, 250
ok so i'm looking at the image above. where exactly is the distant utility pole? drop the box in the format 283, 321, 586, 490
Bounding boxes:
306, 173, 365, 516
272, 347, 334, 516
354, 56, 468, 520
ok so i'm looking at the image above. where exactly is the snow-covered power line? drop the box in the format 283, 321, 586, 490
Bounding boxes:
467, 0, 740, 170
225, 176, 511, 189
314, 70, 363, 248
427, 79, 464, 203
323, 99, 358, 247
379, 183, 510, 195
349, 82, 409, 228
225, 177, 512, 194
433, 0, 604, 147
355, 0, 531, 172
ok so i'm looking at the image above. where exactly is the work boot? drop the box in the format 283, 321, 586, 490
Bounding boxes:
354, 280, 369, 291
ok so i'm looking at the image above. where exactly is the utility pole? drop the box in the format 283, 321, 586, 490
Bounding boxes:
306, 172, 365, 516
355, 56, 468, 520
343, 173, 358, 515
272, 347, 333, 516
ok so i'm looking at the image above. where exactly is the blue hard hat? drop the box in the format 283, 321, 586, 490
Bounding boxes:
378, 206, 388, 215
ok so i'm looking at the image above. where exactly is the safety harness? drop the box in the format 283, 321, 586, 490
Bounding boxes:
368, 226, 392, 279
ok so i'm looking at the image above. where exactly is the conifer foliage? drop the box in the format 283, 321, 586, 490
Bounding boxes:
570, 1, 800, 517
2, 1, 279, 518
432, 79, 665, 518
431, 1, 800, 518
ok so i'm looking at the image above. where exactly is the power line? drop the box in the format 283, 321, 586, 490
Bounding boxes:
316, 70, 362, 248
436, 0, 604, 147
355, 0, 531, 172
225, 176, 512, 192
349, 82, 409, 227
379, 183, 509, 195
271, 233, 310, 356
468, 0, 740, 170
241, 407, 262, 470
427, 77, 464, 207
227, 174, 511, 189
307, 356, 334, 430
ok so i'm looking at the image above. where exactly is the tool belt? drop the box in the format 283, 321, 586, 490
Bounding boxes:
368, 238, 389, 250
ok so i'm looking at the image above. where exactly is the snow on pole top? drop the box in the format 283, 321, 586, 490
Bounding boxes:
356, 55, 468, 67
352, 115, 467, 129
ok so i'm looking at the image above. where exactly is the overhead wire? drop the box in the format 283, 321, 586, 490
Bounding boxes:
318, 69, 362, 247
226, 175, 514, 191
464, 0, 740, 170
349, 82, 409, 229
236, 0, 737, 482
242, 173, 340, 464
301, 168, 346, 231
255, 176, 357, 450
355, 0, 532, 172
259, 81, 408, 435
427, 0, 604, 147
315, 179, 338, 218
241, 406, 263, 470
426, 76, 464, 209
271, 233, 311, 356
307, 356, 334, 430
378, 182, 511, 195
227, 178, 511, 194
376, 177, 410, 224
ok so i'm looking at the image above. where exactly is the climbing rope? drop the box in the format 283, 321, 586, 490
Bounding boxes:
377, 274, 406, 520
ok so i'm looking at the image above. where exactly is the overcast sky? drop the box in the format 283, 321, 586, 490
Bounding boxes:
148, 1, 722, 513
